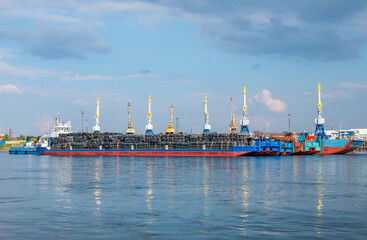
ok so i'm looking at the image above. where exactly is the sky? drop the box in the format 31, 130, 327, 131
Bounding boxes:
1, 0, 367, 136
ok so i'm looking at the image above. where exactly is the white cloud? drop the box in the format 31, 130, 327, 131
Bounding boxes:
3, 9, 80, 23
303, 92, 312, 95
71, 99, 88, 105
255, 89, 287, 112
337, 81, 367, 89
0, 48, 16, 60
0, 84, 20, 94
33, 114, 54, 134
60, 72, 157, 81
154, 79, 198, 84
0, 61, 59, 79
0, 48, 63, 79
249, 115, 278, 130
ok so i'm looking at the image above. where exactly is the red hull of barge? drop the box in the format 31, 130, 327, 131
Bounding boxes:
40, 150, 249, 157
316, 140, 359, 155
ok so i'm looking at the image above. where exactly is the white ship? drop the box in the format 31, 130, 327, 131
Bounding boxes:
38, 115, 72, 148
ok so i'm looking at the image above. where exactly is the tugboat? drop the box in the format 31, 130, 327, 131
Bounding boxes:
9, 137, 39, 155
9, 115, 73, 155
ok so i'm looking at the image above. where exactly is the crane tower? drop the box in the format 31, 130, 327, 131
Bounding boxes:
229, 97, 238, 133
145, 95, 153, 135
93, 98, 101, 133
203, 96, 211, 134
126, 102, 135, 134
240, 86, 250, 134
165, 104, 175, 134
314, 82, 326, 137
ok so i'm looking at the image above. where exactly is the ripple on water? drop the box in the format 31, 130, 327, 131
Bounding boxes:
0, 154, 367, 239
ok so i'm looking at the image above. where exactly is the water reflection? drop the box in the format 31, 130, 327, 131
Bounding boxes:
239, 160, 249, 236
203, 158, 210, 217
116, 156, 119, 178
54, 157, 72, 209
168, 158, 175, 211
39, 156, 51, 191
94, 158, 102, 213
126, 158, 133, 207
293, 157, 299, 182
314, 159, 324, 237
145, 159, 155, 225
3, 154, 367, 239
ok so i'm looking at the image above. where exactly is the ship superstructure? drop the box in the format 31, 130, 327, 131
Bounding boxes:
51, 115, 72, 137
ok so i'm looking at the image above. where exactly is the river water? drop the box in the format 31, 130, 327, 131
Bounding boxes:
0, 152, 366, 239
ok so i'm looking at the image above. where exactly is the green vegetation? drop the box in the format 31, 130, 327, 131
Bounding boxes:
18, 135, 26, 140
3, 134, 9, 141
0, 142, 26, 151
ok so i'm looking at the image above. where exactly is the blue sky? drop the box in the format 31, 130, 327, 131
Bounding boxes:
1, 0, 367, 135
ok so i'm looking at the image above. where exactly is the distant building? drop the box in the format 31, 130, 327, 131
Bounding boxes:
325, 130, 339, 139
0, 134, 4, 141
325, 129, 367, 140
351, 129, 367, 139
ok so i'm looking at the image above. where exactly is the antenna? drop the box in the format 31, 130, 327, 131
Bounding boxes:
176, 117, 179, 133
81, 110, 84, 132
288, 113, 291, 133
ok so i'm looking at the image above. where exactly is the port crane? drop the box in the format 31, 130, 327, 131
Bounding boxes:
229, 97, 238, 133
93, 98, 101, 133
315, 82, 326, 137
240, 86, 250, 134
165, 104, 175, 134
126, 102, 135, 134
203, 96, 211, 134
145, 95, 153, 135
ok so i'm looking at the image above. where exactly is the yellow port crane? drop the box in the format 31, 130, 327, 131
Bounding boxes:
165, 104, 175, 134
126, 102, 135, 134
203, 96, 211, 134
229, 97, 238, 133
93, 97, 101, 133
